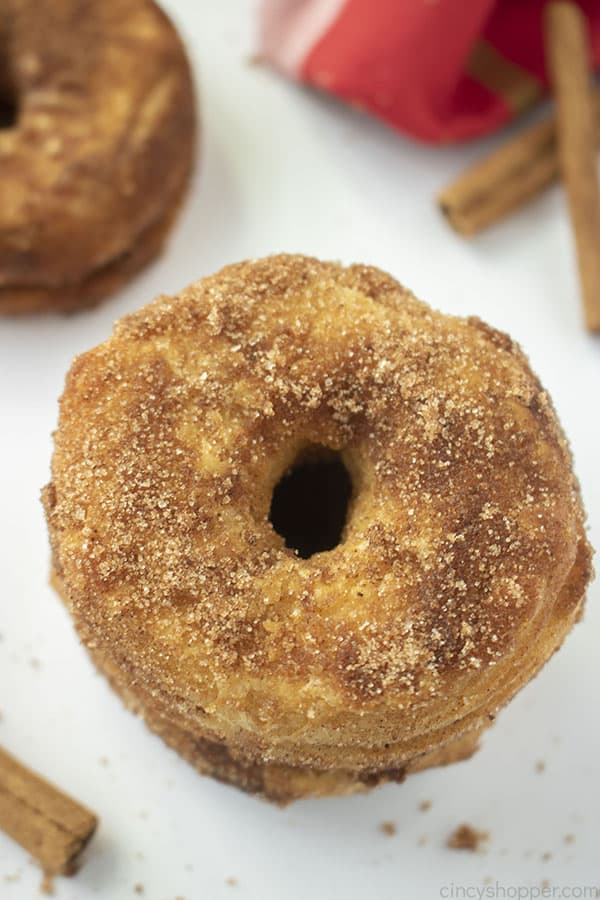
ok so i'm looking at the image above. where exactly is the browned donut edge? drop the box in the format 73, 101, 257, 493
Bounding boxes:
0, 146, 194, 316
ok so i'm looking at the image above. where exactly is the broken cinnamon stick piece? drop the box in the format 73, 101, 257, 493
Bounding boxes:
545, 1, 600, 332
437, 88, 600, 237
0, 745, 98, 876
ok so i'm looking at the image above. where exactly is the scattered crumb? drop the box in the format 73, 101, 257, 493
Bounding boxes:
541, 852, 552, 861
225, 877, 238, 887
4, 871, 21, 883
39, 872, 54, 895
379, 821, 397, 836
246, 53, 264, 67
541, 881, 551, 890
134, 885, 144, 895
535, 760, 546, 773
483, 877, 494, 885
419, 800, 432, 812
417, 835, 428, 846
29, 657, 41, 670
447, 824, 489, 852
564, 834, 575, 844
98, 756, 109, 767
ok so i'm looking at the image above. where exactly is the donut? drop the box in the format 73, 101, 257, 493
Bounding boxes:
44, 255, 593, 803
0, 0, 195, 315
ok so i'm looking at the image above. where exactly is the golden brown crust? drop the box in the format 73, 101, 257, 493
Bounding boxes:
0, 0, 196, 314
44, 255, 593, 799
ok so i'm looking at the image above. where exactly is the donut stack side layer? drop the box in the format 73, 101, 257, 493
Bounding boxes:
50, 532, 587, 802
0, 149, 194, 315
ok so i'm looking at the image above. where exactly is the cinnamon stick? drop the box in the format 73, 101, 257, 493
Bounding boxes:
545, 1, 600, 332
0, 745, 98, 876
438, 88, 600, 237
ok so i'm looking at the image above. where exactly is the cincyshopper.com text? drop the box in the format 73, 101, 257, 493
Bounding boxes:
440, 884, 600, 899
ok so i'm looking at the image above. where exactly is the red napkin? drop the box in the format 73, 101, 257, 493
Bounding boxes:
259, 0, 600, 142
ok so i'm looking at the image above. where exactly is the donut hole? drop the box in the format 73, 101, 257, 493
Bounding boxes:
0, 94, 17, 129
0, 70, 18, 129
269, 446, 352, 559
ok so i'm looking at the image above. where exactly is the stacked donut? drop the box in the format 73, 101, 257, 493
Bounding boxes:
45, 255, 592, 803
0, 0, 195, 314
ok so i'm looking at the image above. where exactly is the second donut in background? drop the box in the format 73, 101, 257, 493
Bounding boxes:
0, 0, 196, 315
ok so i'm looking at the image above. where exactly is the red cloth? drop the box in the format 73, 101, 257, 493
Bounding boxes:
260, 0, 600, 143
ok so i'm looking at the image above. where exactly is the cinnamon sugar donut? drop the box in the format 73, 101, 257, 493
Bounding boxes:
44, 255, 593, 803
0, 0, 195, 315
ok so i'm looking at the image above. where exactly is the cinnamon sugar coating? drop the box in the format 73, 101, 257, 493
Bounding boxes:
44, 255, 592, 801
0, 0, 196, 314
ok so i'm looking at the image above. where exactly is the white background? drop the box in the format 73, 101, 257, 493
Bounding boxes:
1, 2, 599, 898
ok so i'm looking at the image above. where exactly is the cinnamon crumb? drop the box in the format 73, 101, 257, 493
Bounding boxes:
379, 821, 396, 836
225, 877, 238, 887
535, 759, 546, 773
419, 800, 432, 812
134, 885, 144, 895
447, 824, 489, 852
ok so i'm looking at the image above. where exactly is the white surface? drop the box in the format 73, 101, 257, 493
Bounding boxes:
1, 2, 599, 898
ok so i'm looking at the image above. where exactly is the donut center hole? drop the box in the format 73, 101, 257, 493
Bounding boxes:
0, 94, 17, 129
0, 72, 18, 129
269, 447, 352, 559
